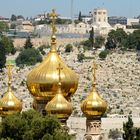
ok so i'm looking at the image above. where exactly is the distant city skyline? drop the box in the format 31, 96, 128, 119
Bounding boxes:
0, 0, 140, 18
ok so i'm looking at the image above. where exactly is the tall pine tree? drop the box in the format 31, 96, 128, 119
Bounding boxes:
78, 11, 82, 22
0, 42, 6, 69
89, 27, 94, 48
123, 116, 135, 140
24, 36, 33, 49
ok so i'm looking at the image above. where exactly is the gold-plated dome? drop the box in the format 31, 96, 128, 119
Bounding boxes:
81, 63, 107, 118
0, 87, 22, 116
45, 64, 72, 122
27, 10, 78, 101
0, 64, 22, 116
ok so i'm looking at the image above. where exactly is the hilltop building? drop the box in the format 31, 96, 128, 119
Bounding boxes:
108, 16, 127, 25
91, 8, 112, 36
0, 16, 9, 23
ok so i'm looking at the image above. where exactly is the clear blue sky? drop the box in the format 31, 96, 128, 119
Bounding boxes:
0, 0, 140, 18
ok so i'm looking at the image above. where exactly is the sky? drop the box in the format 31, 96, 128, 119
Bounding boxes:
0, 0, 140, 18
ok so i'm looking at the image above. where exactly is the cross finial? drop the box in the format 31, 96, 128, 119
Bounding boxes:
92, 63, 97, 86
49, 9, 58, 36
57, 63, 63, 85
6, 64, 13, 87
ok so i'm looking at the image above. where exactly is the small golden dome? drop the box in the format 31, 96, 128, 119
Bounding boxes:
27, 10, 78, 101
81, 63, 107, 118
0, 64, 22, 116
45, 64, 72, 121
0, 87, 22, 116
45, 84, 72, 121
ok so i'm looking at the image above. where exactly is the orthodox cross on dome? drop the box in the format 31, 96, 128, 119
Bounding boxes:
6, 63, 13, 87
49, 9, 58, 36
92, 63, 97, 86
57, 63, 63, 85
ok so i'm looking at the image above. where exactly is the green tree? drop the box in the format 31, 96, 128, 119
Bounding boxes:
0, 21, 9, 33
10, 23, 16, 29
0, 36, 16, 54
65, 44, 73, 52
16, 48, 42, 66
108, 129, 122, 139
17, 15, 24, 20
123, 116, 136, 140
106, 28, 128, 50
136, 128, 140, 140
94, 36, 105, 48
105, 38, 116, 50
24, 36, 33, 49
0, 42, 6, 69
0, 110, 71, 140
136, 41, 140, 51
77, 53, 85, 62
78, 11, 82, 22
99, 50, 109, 60
132, 30, 140, 51
38, 45, 47, 55
125, 33, 137, 50
89, 27, 94, 48
81, 40, 92, 50
11, 14, 17, 21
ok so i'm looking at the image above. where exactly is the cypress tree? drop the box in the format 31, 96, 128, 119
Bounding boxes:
123, 116, 135, 140
0, 42, 6, 69
24, 36, 33, 49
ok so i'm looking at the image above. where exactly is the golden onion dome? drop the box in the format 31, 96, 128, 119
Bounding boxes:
45, 83, 72, 121
45, 64, 72, 122
0, 64, 22, 116
0, 87, 22, 116
81, 63, 107, 118
27, 10, 78, 101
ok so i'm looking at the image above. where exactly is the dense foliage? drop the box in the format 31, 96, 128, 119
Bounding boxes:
123, 116, 140, 140
65, 44, 73, 53
16, 36, 42, 66
16, 48, 42, 66
81, 28, 105, 50
108, 129, 122, 139
94, 36, 105, 49
0, 33, 15, 69
105, 28, 140, 51
99, 50, 109, 60
0, 21, 9, 33
0, 110, 71, 140
77, 53, 85, 62
0, 42, 6, 69
0, 36, 16, 54
36, 18, 72, 25
78, 11, 82, 22
38, 45, 50, 55
24, 36, 33, 49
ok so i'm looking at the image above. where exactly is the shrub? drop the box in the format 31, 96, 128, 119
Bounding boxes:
81, 40, 93, 51
77, 53, 85, 62
99, 50, 109, 60
65, 44, 73, 53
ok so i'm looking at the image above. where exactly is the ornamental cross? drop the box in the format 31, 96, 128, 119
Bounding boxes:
92, 63, 97, 82
57, 63, 63, 83
49, 9, 58, 35
6, 64, 12, 86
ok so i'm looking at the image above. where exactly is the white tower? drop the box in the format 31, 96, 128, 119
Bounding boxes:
92, 8, 111, 36
93, 8, 108, 24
